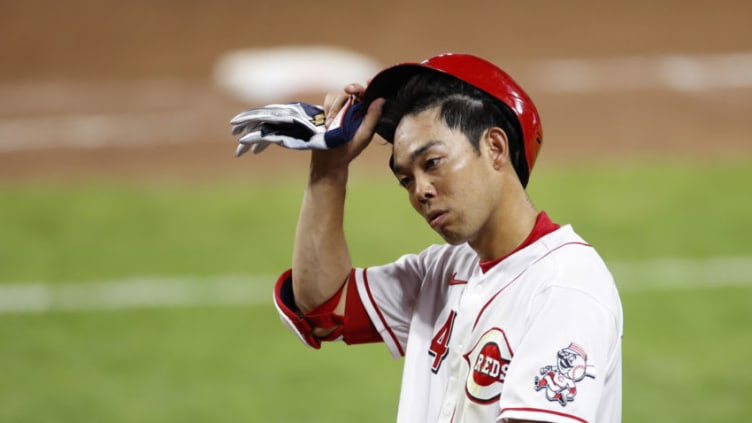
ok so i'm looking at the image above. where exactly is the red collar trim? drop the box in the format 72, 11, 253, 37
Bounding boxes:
479, 212, 560, 273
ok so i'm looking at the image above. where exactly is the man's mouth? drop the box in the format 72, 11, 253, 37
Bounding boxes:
426, 210, 448, 229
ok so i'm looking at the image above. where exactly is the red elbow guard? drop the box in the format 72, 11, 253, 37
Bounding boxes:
273, 269, 348, 349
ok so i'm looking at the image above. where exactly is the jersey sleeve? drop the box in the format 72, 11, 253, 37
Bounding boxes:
498, 259, 623, 423
273, 245, 449, 358
351, 249, 432, 359
272, 251, 427, 353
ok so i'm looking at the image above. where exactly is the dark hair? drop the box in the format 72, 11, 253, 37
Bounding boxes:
379, 71, 528, 184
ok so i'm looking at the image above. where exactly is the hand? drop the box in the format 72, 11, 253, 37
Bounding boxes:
310, 84, 385, 171
230, 97, 365, 157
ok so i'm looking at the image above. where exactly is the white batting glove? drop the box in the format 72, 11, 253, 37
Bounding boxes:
230, 96, 364, 157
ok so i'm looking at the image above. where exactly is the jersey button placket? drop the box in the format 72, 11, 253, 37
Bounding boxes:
441, 402, 453, 417
438, 315, 464, 421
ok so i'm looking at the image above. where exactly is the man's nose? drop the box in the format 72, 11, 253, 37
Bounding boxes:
414, 175, 436, 204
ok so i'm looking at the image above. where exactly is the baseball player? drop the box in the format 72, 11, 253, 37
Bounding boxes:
231, 53, 623, 422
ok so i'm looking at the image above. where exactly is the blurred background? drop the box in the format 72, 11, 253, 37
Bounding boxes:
0, 0, 750, 421
2, 0, 751, 180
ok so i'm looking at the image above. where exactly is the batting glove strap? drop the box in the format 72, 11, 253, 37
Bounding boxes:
273, 269, 347, 349
230, 97, 364, 157
322, 96, 364, 148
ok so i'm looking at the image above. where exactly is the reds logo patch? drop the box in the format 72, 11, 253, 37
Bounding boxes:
534, 343, 596, 406
462, 328, 513, 404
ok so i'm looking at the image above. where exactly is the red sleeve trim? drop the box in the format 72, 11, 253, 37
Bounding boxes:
343, 269, 381, 345
500, 407, 588, 423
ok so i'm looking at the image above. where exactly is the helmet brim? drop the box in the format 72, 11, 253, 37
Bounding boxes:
362, 62, 438, 142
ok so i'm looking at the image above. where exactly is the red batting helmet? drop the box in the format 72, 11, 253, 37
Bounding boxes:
363, 53, 543, 186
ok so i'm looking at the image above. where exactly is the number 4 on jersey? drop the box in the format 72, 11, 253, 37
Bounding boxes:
429, 310, 457, 373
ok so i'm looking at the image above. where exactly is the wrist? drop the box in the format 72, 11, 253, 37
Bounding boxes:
309, 152, 350, 183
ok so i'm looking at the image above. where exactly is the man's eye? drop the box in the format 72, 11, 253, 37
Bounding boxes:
398, 177, 412, 188
424, 158, 440, 170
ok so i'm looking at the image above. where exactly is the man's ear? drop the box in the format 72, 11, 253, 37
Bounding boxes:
484, 127, 510, 170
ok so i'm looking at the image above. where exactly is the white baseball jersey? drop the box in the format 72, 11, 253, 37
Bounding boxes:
350, 218, 623, 423
275, 213, 623, 422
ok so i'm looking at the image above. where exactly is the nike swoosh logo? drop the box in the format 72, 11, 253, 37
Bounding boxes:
448, 273, 467, 285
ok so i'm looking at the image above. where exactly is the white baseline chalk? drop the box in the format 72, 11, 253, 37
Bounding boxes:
0, 257, 750, 314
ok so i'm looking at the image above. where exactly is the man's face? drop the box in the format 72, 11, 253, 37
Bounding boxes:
391, 107, 500, 245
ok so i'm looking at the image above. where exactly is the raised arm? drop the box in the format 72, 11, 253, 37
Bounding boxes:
291, 86, 384, 315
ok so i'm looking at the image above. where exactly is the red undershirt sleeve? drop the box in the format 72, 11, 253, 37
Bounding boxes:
274, 268, 382, 348
343, 270, 382, 345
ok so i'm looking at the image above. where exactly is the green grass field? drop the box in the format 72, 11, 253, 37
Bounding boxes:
1, 158, 750, 422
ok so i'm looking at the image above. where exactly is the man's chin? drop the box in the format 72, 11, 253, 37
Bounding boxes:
437, 230, 466, 246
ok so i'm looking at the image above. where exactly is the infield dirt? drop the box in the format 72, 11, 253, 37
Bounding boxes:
1, 0, 750, 182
